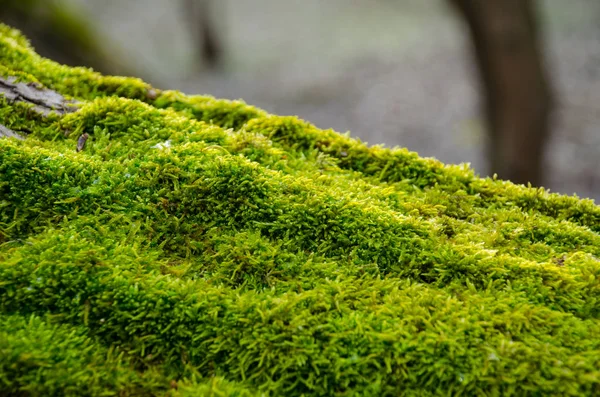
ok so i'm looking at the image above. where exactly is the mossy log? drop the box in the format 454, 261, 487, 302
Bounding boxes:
1, 24, 599, 396
0, 0, 131, 76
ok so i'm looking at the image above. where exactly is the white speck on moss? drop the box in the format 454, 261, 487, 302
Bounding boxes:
151, 140, 171, 150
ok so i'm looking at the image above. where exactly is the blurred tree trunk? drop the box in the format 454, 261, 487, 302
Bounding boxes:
182, 0, 223, 68
450, 0, 553, 186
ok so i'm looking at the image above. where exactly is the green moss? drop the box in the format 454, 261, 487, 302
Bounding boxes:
1, 24, 600, 396
0, 24, 151, 100
0, 313, 169, 396
0, 0, 133, 77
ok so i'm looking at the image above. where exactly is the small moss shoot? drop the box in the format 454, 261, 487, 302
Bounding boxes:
1, 24, 599, 396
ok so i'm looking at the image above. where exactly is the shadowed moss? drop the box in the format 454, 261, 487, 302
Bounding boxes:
1, 24, 600, 396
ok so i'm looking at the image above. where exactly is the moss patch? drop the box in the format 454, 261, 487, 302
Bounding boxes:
1, 25, 599, 396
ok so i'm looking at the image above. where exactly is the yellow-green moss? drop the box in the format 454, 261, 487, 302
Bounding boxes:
1, 24, 599, 396
0, 0, 128, 75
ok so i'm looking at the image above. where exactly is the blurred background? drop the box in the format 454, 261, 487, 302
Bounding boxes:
1, 0, 599, 201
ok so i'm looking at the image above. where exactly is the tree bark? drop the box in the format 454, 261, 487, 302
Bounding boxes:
0, 124, 24, 140
450, 0, 553, 186
0, 77, 79, 117
0, 76, 80, 140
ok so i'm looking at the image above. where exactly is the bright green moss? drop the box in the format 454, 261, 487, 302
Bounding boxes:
0, 24, 151, 100
1, 24, 600, 396
0, 313, 169, 396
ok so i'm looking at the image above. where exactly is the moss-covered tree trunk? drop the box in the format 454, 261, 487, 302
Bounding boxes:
1, 24, 599, 397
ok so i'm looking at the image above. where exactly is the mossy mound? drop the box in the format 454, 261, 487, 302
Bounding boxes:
0, 0, 128, 76
1, 24, 600, 396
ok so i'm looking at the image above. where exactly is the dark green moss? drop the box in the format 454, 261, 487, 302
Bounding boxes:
1, 24, 600, 396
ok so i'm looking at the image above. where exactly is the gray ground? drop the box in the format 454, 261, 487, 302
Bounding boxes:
65, 0, 600, 201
